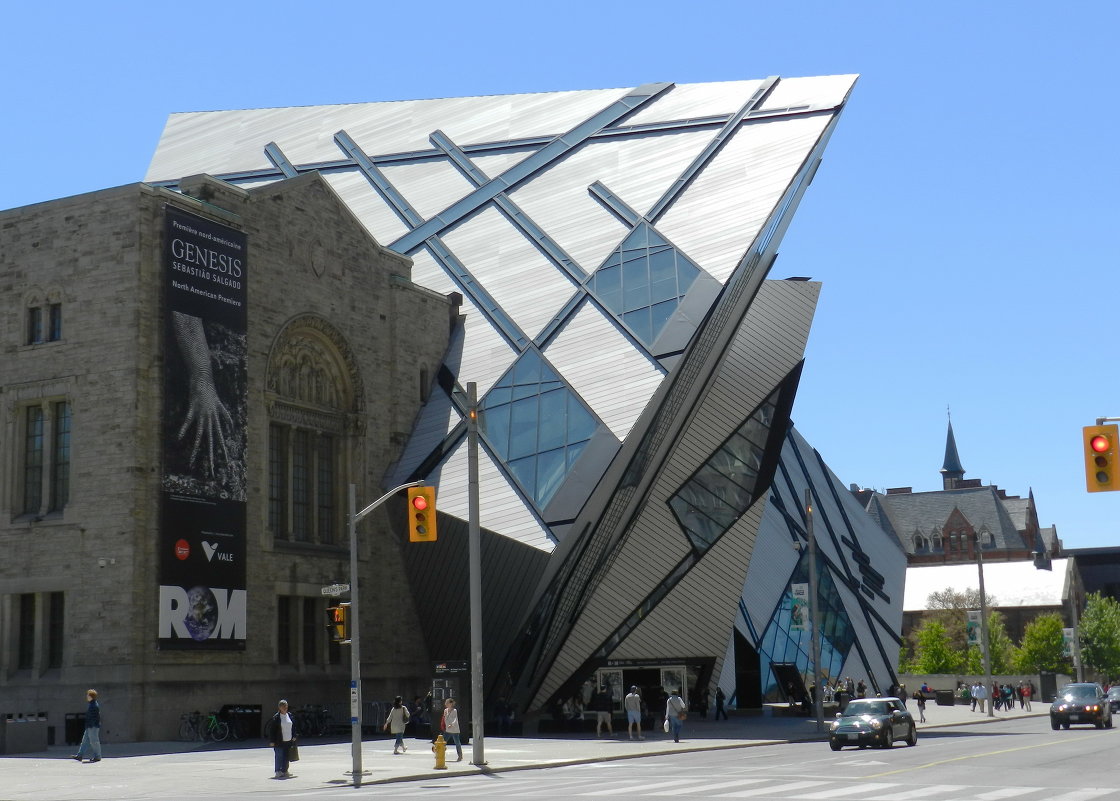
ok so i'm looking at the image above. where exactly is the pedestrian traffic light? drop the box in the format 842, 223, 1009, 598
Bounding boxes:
326, 602, 350, 643
408, 485, 437, 542
1083, 424, 1120, 492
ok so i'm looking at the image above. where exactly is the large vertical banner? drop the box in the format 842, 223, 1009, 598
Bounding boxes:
159, 206, 248, 650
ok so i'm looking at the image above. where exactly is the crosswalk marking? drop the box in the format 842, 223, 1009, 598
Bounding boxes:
1046, 791, 1115, 801
586, 777, 698, 795
971, 789, 1039, 800
715, 780, 829, 797
798, 782, 898, 799
648, 778, 767, 795
866, 785, 970, 800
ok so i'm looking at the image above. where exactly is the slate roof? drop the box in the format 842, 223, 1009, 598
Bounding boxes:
867, 486, 1025, 553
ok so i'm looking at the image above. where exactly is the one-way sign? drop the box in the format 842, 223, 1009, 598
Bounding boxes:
321, 583, 351, 596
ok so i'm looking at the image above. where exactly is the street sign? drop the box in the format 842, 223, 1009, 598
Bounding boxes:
321, 583, 351, 596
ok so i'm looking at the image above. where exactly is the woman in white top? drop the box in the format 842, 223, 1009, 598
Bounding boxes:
441, 698, 463, 761
385, 696, 411, 754
265, 699, 295, 778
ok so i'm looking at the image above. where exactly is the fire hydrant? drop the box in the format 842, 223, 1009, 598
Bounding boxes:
433, 734, 448, 769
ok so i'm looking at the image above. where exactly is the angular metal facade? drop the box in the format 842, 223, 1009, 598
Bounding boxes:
145, 75, 899, 712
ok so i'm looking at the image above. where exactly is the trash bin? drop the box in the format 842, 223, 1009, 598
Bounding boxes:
219, 705, 261, 740
64, 713, 85, 746
935, 690, 956, 707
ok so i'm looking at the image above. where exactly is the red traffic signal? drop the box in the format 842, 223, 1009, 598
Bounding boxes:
1084, 425, 1120, 493
407, 486, 437, 542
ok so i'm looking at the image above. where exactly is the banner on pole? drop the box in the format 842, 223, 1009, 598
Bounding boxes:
790, 583, 809, 632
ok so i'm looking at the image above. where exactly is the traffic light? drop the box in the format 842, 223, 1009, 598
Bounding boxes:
326, 602, 350, 643
408, 485, 437, 542
1083, 424, 1120, 492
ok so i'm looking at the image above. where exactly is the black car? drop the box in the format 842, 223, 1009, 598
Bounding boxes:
1049, 682, 1113, 729
1106, 686, 1120, 714
829, 697, 917, 750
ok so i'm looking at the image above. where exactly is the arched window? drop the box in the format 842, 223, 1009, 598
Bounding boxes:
913, 534, 927, 552
931, 534, 943, 551
266, 317, 362, 545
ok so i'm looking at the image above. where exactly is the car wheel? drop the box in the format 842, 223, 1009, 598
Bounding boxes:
1096, 719, 1104, 729
881, 727, 893, 748
1051, 717, 1060, 731
830, 741, 841, 751
905, 724, 917, 747
1107, 716, 1114, 729
1062, 722, 1070, 730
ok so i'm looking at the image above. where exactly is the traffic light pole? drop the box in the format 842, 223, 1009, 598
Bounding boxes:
973, 536, 994, 719
346, 479, 424, 787
805, 489, 824, 733
467, 382, 486, 766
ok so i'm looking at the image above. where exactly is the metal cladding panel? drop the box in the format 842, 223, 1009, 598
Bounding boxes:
401, 509, 551, 699
435, 438, 554, 552
625, 79, 769, 126
738, 502, 802, 636
471, 151, 534, 178
530, 280, 817, 708
506, 132, 713, 273
409, 248, 520, 400
440, 207, 579, 342
321, 170, 411, 244
383, 371, 460, 489
657, 114, 832, 283
380, 158, 476, 222
762, 74, 858, 112
613, 502, 766, 660
543, 300, 664, 440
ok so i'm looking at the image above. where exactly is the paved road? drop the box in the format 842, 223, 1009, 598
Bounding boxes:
0, 700, 1050, 800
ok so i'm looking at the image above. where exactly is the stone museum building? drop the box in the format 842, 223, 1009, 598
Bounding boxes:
0, 173, 455, 742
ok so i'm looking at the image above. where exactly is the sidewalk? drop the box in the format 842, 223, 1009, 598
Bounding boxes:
0, 701, 1047, 800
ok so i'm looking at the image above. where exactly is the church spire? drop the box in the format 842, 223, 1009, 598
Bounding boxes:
940, 412, 965, 490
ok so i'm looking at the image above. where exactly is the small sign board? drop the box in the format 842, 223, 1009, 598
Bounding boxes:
321, 583, 351, 596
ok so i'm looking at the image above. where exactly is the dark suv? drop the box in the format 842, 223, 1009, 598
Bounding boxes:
1050, 682, 1113, 730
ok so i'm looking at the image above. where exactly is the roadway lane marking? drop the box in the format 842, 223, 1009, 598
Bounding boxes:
714, 780, 828, 797
1046, 790, 1115, 801
798, 782, 897, 798
859, 731, 1104, 778
970, 788, 1037, 799
865, 785, 970, 800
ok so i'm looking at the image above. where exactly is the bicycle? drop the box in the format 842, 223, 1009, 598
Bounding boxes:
178, 711, 201, 741
201, 711, 229, 742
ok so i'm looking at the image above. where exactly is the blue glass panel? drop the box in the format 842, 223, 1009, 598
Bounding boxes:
566, 398, 597, 442
694, 463, 752, 510
483, 403, 510, 458
512, 350, 543, 387
537, 389, 566, 452
623, 308, 652, 345
508, 456, 536, 497
647, 246, 676, 285
622, 259, 650, 311
508, 397, 538, 460
595, 261, 623, 312
565, 439, 588, 469
649, 300, 675, 335
487, 386, 513, 406
535, 448, 566, 506
626, 224, 648, 249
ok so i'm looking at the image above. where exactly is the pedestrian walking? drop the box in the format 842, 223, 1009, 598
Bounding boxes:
591, 684, 613, 737
384, 696, 411, 754
665, 689, 686, 743
624, 686, 645, 739
440, 698, 463, 762
264, 699, 296, 779
914, 689, 927, 723
714, 686, 728, 720
71, 689, 102, 763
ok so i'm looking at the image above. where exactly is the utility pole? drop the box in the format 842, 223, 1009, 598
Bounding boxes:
805, 489, 823, 732
974, 535, 994, 719
467, 382, 486, 765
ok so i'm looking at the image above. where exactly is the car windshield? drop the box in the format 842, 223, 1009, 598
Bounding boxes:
1059, 685, 1098, 699
845, 701, 888, 716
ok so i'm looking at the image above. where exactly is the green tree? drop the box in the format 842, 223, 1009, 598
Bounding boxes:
1079, 592, 1120, 679
912, 619, 963, 673
963, 611, 1016, 674
1016, 612, 1071, 674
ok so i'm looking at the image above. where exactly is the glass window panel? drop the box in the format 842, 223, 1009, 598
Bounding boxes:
649, 276, 678, 306
50, 401, 70, 511
508, 397, 538, 460
566, 401, 597, 442
508, 456, 536, 498
302, 598, 318, 665
277, 596, 292, 664
535, 448, 566, 506
623, 308, 652, 344
694, 463, 752, 512
48, 304, 62, 341
482, 403, 510, 458
536, 389, 566, 452
679, 479, 738, 528
511, 350, 543, 387
594, 261, 622, 312
565, 439, 588, 470
486, 386, 513, 407
268, 424, 288, 535
27, 307, 43, 345
621, 259, 650, 311
24, 406, 44, 514
317, 435, 334, 544
292, 430, 310, 541
18, 594, 35, 670
627, 224, 648, 249
48, 592, 64, 669
648, 300, 676, 335
647, 247, 677, 285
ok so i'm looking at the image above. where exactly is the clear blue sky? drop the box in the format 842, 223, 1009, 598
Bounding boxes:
4, 1, 1118, 548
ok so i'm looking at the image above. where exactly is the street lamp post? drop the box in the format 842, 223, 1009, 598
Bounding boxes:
973, 535, 994, 719
805, 489, 824, 732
